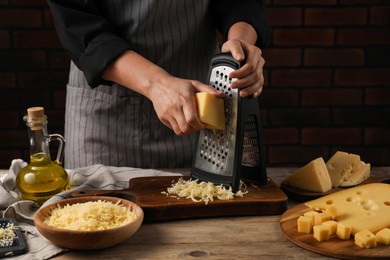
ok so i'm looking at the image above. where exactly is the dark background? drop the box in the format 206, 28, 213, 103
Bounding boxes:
0, 0, 389, 169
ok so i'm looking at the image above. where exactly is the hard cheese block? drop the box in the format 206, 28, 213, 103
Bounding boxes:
195, 92, 225, 131
305, 183, 390, 235
326, 151, 370, 187
282, 157, 332, 192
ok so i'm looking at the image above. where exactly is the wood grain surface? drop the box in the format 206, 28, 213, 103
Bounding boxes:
280, 203, 390, 259
71, 176, 288, 221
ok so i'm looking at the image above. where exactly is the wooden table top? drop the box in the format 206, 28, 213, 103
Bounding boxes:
48, 167, 389, 260
2, 167, 388, 259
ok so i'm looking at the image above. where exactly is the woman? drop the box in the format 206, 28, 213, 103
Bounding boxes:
47, 0, 271, 169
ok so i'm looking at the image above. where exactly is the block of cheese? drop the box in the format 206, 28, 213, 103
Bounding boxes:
305, 183, 390, 235
322, 220, 337, 235
337, 222, 352, 240
195, 92, 225, 131
297, 216, 313, 233
376, 228, 390, 245
355, 230, 377, 248
314, 212, 332, 226
282, 157, 332, 192
326, 151, 370, 187
313, 224, 331, 241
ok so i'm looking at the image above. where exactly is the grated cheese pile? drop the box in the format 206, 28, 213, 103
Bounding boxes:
162, 178, 248, 205
44, 200, 138, 231
0, 223, 17, 247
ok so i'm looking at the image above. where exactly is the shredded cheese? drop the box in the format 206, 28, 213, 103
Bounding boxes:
0, 223, 17, 247
44, 200, 138, 231
162, 178, 248, 205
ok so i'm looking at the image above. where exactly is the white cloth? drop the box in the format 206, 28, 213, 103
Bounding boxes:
0, 159, 184, 259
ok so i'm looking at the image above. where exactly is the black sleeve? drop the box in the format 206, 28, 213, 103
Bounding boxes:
211, 0, 271, 48
47, 0, 131, 88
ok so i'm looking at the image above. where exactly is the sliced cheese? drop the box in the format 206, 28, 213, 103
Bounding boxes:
326, 151, 370, 187
282, 157, 332, 192
305, 183, 390, 235
195, 92, 225, 131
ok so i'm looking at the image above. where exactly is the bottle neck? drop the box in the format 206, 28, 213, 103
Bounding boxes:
24, 115, 51, 157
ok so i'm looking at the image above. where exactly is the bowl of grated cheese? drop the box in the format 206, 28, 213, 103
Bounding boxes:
34, 196, 143, 250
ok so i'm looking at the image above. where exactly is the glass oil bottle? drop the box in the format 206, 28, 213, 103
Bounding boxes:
16, 107, 69, 205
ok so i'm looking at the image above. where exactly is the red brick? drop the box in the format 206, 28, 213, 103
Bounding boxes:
332, 107, 389, 126
0, 9, 42, 28
0, 51, 46, 69
0, 89, 50, 107
273, 29, 335, 46
340, 0, 390, 4
274, 0, 336, 4
267, 7, 302, 26
370, 6, 390, 25
0, 150, 24, 169
269, 108, 330, 126
263, 48, 301, 67
304, 48, 364, 66
0, 112, 19, 128
268, 146, 329, 166
301, 128, 361, 145
261, 88, 300, 106
335, 68, 390, 86
272, 69, 332, 87
52, 90, 66, 109
365, 87, 390, 105
49, 51, 70, 69
305, 8, 366, 26
302, 88, 363, 106
0, 30, 10, 48
9, 0, 47, 6
365, 128, 390, 145
12, 30, 62, 48
0, 73, 16, 88
338, 28, 390, 45
263, 127, 299, 144
0, 130, 26, 148
329, 147, 390, 166
18, 71, 68, 88
44, 8, 55, 28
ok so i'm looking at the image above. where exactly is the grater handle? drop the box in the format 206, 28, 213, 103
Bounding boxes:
210, 52, 241, 71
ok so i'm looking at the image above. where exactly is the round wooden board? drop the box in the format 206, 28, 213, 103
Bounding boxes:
280, 203, 390, 259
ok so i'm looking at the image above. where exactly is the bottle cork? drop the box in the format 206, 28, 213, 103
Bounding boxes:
26, 107, 46, 130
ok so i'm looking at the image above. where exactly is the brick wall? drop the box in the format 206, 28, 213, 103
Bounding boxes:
0, 0, 389, 169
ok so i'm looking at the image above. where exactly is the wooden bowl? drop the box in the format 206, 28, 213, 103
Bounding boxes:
34, 196, 144, 250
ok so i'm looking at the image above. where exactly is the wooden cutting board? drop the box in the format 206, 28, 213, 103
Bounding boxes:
280, 203, 390, 259
71, 176, 287, 222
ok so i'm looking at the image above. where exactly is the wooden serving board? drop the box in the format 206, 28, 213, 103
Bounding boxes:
281, 175, 390, 202
280, 203, 390, 259
71, 176, 287, 222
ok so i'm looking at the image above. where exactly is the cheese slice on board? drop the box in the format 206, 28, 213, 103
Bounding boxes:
195, 92, 225, 131
282, 157, 332, 193
305, 183, 390, 235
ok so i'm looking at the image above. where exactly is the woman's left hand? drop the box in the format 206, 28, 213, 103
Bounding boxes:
221, 39, 265, 98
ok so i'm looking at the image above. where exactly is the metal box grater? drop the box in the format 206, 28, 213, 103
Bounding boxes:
191, 52, 267, 192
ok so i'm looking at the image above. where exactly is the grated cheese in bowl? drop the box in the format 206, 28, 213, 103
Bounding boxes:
43, 200, 138, 231
162, 178, 248, 205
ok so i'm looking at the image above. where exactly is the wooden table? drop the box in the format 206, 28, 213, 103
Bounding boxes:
2, 167, 389, 259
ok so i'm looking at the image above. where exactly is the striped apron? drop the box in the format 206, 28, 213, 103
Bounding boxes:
64, 0, 218, 169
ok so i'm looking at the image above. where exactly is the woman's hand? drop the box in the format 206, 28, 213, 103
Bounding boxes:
221, 22, 265, 98
148, 76, 221, 136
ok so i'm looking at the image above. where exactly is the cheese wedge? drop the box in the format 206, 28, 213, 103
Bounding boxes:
305, 183, 390, 235
282, 157, 332, 192
195, 92, 225, 131
326, 151, 370, 187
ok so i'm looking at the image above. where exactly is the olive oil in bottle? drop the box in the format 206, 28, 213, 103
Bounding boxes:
16, 107, 68, 205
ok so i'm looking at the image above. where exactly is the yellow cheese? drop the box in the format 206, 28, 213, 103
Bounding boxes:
303, 210, 319, 225
314, 212, 332, 226
376, 228, 390, 245
324, 205, 343, 220
326, 151, 370, 187
195, 92, 225, 131
313, 224, 331, 241
337, 222, 352, 240
282, 157, 332, 192
322, 220, 338, 235
355, 230, 377, 248
297, 216, 313, 233
306, 183, 390, 235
